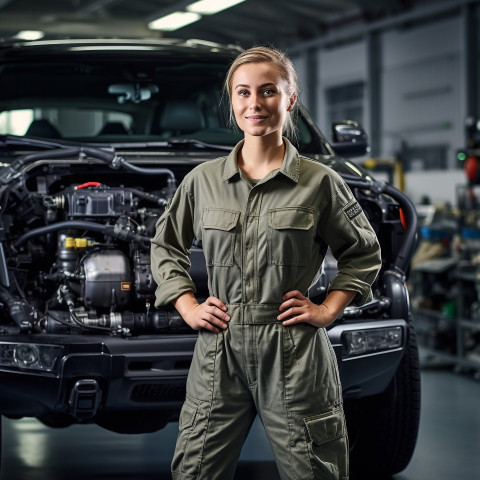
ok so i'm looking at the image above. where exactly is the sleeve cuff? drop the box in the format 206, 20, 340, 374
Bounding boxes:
153, 276, 197, 307
328, 275, 373, 306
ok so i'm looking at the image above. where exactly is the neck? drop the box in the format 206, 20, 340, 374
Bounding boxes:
238, 131, 285, 179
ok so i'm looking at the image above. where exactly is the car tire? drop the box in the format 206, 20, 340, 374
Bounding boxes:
347, 323, 421, 479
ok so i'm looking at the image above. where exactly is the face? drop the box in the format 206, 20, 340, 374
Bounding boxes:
230, 62, 296, 139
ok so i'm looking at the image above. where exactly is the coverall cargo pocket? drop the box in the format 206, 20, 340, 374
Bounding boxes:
321, 327, 343, 400
304, 407, 349, 480
267, 207, 315, 266
178, 396, 198, 431
172, 395, 208, 476
202, 208, 240, 266
186, 329, 219, 401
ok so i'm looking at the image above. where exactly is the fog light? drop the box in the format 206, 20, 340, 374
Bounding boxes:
0, 342, 63, 372
344, 331, 367, 355
342, 327, 403, 358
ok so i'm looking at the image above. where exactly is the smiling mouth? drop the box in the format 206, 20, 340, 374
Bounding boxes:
246, 116, 267, 122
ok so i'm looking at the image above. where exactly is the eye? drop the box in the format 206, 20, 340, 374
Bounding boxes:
262, 88, 276, 95
238, 89, 249, 97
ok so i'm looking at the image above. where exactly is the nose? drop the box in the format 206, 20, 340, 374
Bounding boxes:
249, 93, 262, 111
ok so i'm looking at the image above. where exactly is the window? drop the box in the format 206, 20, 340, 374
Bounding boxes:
0, 109, 34, 135
399, 144, 448, 171
325, 81, 364, 127
0, 108, 133, 138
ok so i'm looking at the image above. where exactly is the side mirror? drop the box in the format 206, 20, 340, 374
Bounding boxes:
330, 120, 370, 157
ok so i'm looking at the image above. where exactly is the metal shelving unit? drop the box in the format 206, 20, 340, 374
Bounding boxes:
412, 257, 480, 374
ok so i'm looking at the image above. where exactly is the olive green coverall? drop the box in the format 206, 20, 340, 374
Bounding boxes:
151, 139, 382, 480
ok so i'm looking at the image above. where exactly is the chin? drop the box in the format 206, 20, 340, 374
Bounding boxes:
245, 128, 280, 138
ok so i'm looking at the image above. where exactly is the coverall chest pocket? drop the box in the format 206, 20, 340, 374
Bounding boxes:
267, 207, 315, 267
202, 208, 240, 267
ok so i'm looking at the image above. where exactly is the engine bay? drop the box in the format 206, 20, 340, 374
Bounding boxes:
0, 150, 207, 337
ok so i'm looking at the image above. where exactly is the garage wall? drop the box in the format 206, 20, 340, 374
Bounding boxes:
292, 42, 368, 147
291, 54, 307, 99
291, 7, 471, 205
318, 41, 368, 137
381, 16, 465, 203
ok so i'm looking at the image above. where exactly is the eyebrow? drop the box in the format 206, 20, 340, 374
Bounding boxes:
234, 82, 276, 90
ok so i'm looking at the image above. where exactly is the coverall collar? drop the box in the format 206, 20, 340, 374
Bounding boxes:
222, 137, 300, 184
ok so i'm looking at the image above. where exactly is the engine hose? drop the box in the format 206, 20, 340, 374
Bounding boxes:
125, 188, 167, 206
112, 156, 177, 185
12, 220, 150, 250
2, 143, 176, 186
12, 146, 115, 170
344, 176, 418, 276
382, 184, 418, 275
0, 286, 33, 332
0, 146, 116, 186
68, 306, 110, 333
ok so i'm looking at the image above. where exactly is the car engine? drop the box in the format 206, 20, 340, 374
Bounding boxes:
0, 150, 212, 337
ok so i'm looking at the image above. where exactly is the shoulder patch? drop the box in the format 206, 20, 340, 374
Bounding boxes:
343, 200, 363, 221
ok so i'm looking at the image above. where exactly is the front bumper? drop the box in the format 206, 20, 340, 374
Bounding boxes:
329, 319, 408, 399
0, 318, 408, 420
0, 333, 197, 419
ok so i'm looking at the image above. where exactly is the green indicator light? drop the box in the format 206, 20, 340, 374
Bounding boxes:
458, 152, 467, 161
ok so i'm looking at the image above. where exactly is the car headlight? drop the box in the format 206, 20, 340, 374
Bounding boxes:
0, 342, 63, 372
342, 327, 403, 358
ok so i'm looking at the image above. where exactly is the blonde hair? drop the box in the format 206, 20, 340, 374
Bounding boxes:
224, 46, 299, 140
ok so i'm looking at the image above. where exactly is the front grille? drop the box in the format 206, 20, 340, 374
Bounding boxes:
131, 383, 186, 402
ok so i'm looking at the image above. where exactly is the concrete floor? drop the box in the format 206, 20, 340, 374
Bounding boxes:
1, 361, 479, 479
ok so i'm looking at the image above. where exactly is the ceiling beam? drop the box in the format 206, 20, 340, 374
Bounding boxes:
288, 0, 475, 53
0, 14, 152, 38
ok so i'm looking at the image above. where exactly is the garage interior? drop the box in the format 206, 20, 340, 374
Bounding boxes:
0, 0, 480, 479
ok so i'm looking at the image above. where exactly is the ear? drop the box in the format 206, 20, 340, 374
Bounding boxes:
287, 92, 297, 112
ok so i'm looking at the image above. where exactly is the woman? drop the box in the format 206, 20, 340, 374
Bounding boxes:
151, 46, 381, 480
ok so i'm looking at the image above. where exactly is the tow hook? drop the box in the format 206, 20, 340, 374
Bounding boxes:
68, 379, 102, 420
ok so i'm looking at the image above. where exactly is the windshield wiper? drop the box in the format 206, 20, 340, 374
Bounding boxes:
0, 134, 83, 150
163, 138, 232, 151
84, 137, 232, 151
0, 134, 232, 152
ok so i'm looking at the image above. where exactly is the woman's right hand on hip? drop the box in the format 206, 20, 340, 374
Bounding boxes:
174, 293, 230, 333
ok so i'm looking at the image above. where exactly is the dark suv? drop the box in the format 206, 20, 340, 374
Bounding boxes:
0, 38, 419, 478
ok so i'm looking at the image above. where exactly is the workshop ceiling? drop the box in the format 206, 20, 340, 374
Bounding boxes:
0, 0, 443, 48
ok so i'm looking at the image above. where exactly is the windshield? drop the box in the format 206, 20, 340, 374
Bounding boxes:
0, 52, 325, 153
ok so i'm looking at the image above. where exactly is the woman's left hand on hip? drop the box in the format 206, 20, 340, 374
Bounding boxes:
277, 290, 336, 328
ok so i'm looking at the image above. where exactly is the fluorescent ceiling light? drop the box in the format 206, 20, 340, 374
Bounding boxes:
14, 30, 45, 41
148, 11, 201, 31
187, 0, 246, 15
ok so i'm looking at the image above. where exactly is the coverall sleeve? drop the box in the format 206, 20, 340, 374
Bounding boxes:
317, 175, 382, 306
150, 180, 196, 307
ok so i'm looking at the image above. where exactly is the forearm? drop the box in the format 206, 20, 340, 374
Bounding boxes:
172, 291, 200, 319
322, 290, 356, 321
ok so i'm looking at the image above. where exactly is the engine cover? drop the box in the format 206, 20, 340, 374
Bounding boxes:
81, 250, 131, 309
66, 187, 134, 218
